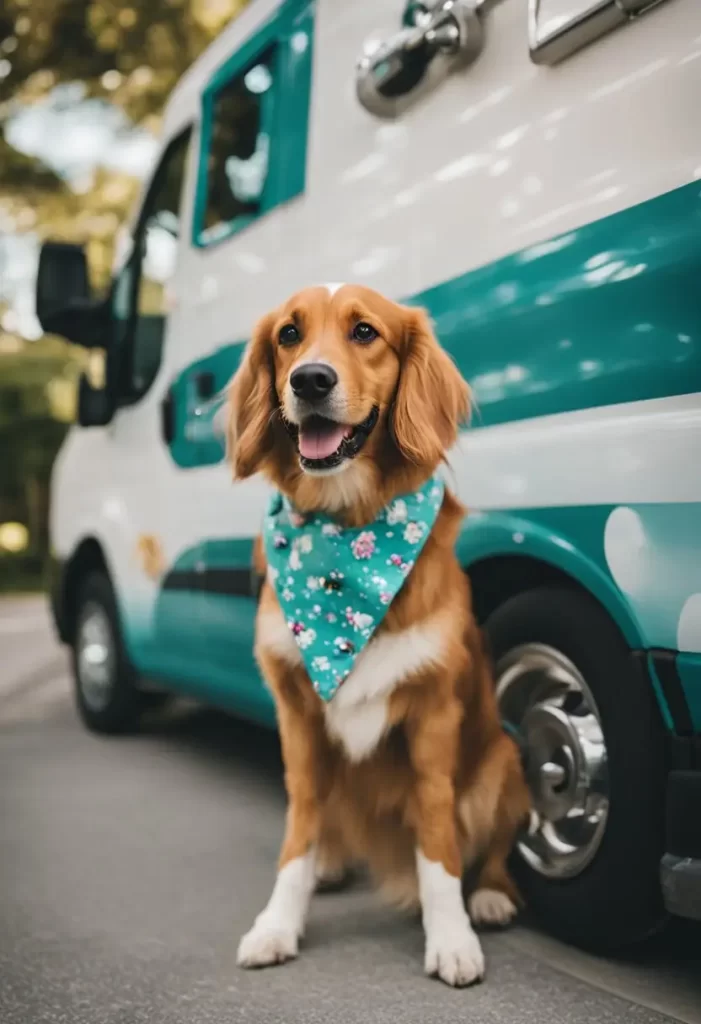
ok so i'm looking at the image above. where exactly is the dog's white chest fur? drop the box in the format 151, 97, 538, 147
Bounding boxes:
323, 696, 389, 762
257, 606, 446, 762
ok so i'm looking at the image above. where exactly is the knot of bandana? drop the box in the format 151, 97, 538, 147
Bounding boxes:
263, 476, 445, 701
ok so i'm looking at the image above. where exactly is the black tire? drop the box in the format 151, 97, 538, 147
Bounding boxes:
72, 571, 147, 735
486, 585, 667, 951
139, 690, 173, 712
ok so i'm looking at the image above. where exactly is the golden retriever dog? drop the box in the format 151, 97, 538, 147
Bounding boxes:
228, 284, 531, 987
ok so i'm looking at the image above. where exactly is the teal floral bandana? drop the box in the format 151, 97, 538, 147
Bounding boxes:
263, 475, 445, 702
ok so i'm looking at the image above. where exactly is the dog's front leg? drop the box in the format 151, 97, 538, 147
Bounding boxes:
407, 694, 485, 988
238, 687, 322, 969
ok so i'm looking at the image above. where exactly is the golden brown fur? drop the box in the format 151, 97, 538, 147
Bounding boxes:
229, 284, 531, 979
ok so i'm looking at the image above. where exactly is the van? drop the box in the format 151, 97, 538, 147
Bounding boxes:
38, 0, 701, 950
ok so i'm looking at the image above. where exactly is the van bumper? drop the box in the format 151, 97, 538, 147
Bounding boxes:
661, 767, 701, 922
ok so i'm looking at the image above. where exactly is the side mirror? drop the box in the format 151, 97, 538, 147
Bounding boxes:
36, 241, 110, 348
76, 372, 115, 428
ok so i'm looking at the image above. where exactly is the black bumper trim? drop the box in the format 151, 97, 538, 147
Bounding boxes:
666, 769, 701, 859
650, 648, 694, 735
162, 566, 259, 599
667, 733, 701, 771
661, 854, 701, 922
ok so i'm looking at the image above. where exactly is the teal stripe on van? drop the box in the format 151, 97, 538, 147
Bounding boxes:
409, 179, 701, 427
168, 178, 701, 468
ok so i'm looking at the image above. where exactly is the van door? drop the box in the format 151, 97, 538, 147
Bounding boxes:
106, 127, 209, 687
170, 43, 287, 722
153, 2, 318, 726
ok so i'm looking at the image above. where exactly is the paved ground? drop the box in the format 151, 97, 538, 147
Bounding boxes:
0, 594, 68, 702
1, 596, 700, 1024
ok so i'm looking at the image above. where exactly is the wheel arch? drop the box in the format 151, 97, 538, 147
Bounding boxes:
458, 510, 678, 731
457, 510, 646, 650
55, 537, 110, 644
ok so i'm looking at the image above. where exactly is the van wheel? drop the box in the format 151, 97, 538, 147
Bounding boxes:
72, 571, 147, 735
486, 586, 667, 951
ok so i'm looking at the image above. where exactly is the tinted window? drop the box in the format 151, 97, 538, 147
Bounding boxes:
202, 53, 274, 241
125, 129, 191, 400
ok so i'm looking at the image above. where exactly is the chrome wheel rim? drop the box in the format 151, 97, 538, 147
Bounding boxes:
77, 601, 115, 712
496, 643, 609, 880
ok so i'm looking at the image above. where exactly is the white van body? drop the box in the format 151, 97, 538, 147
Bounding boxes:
46, 0, 701, 945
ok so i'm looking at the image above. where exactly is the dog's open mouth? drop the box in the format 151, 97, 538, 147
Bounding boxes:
284, 407, 379, 471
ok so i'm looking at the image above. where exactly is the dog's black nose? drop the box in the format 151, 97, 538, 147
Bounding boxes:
290, 362, 338, 402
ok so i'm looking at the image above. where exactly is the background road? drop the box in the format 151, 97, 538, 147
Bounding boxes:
1, 596, 699, 1024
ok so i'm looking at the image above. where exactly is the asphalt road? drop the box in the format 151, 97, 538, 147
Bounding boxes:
1, 596, 700, 1024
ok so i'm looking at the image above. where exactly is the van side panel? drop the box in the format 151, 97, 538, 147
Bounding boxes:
163, 179, 701, 727
50, 0, 701, 730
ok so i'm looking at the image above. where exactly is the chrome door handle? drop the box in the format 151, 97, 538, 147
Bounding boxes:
356, 0, 500, 118
529, 0, 671, 66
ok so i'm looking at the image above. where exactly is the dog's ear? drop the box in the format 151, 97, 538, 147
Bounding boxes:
228, 312, 277, 479
391, 307, 470, 467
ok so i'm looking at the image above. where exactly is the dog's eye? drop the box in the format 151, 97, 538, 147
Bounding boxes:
351, 321, 378, 344
279, 324, 300, 347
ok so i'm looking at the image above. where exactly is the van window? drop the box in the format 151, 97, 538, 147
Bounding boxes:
193, 2, 315, 248
117, 128, 192, 403
200, 52, 274, 244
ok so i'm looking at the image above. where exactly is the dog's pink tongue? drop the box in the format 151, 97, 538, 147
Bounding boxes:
299, 423, 348, 460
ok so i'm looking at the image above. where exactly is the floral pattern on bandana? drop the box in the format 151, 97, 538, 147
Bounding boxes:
263, 475, 445, 702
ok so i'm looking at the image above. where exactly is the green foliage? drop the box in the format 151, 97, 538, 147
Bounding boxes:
0, 336, 83, 590
0, 1, 249, 121
0, 134, 65, 192
0, 1, 251, 589
0, 335, 84, 424
0, 1, 251, 282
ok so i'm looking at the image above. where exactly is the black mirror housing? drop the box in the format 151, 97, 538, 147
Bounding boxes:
37, 241, 90, 315
36, 241, 110, 348
77, 372, 115, 428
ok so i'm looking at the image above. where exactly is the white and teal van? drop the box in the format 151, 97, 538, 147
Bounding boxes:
38, 0, 701, 950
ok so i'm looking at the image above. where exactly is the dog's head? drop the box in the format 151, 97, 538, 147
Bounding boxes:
228, 284, 469, 515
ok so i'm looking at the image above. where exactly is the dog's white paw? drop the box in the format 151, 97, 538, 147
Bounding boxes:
468, 888, 518, 927
424, 923, 485, 987
237, 919, 299, 969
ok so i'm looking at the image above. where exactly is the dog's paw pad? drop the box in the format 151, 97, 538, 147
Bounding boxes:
425, 926, 485, 987
468, 888, 518, 927
237, 922, 298, 969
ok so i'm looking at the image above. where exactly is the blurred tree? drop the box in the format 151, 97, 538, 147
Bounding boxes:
0, 134, 64, 192
0, 333, 85, 589
0, 1, 249, 122
0, 0, 250, 284
0, 0, 250, 589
